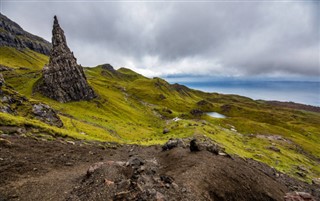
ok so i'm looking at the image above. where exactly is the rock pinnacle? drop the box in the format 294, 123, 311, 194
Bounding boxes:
37, 16, 96, 103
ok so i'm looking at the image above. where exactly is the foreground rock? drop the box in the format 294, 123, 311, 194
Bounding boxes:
36, 16, 96, 103
162, 137, 225, 155
32, 103, 63, 127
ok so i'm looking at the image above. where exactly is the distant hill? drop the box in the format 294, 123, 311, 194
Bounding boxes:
0, 13, 51, 55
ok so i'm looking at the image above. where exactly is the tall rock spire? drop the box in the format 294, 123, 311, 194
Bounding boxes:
37, 16, 96, 103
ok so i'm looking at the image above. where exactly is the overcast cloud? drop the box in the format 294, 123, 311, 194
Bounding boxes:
1, 1, 319, 78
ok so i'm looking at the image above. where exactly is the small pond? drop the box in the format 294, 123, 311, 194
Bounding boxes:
206, 112, 226, 118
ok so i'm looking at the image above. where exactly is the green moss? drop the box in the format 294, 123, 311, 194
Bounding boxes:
0, 46, 48, 69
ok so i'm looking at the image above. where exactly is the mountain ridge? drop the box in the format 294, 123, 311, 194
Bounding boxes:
0, 13, 51, 55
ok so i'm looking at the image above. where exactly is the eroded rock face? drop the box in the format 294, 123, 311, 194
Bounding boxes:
0, 13, 51, 55
37, 16, 96, 103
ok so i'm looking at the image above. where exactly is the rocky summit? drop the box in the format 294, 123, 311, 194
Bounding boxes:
0, 13, 51, 55
36, 16, 96, 103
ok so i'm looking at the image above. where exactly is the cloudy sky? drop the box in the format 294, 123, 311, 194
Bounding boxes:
1, 1, 319, 79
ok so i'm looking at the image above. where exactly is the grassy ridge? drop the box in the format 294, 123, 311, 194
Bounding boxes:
1, 47, 319, 182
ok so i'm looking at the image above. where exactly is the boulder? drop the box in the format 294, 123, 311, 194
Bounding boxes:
162, 138, 185, 151
190, 139, 200, 152
126, 156, 145, 169
32, 103, 63, 127
190, 138, 224, 155
163, 128, 170, 134
268, 146, 281, 152
190, 109, 204, 116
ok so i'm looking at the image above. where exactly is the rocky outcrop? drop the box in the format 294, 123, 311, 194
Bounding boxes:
0, 82, 63, 127
70, 156, 184, 201
101, 63, 116, 72
162, 138, 185, 151
190, 109, 204, 117
0, 64, 13, 72
32, 103, 63, 127
0, 13, 51, 55
36, 16, 96, 103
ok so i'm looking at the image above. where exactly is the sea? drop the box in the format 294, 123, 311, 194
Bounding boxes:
166, 79, 320, 107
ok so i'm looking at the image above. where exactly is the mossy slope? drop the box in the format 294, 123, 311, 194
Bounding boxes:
1, 47, 319, 182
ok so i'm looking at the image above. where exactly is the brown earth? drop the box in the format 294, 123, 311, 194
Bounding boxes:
0, 135, 319, 201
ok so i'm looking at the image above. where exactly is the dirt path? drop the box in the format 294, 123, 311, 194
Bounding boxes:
4, 163, 90, 201
0, 135, 120, 200
0, 135, 319, 201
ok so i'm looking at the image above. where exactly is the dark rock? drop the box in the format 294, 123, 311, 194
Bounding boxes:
0, 65, 13, 72
0, 13, 51, 55
190, 139, 200, 152
0, 105, 13, 114
190, 109, 204, 116
158, 94, 166, 100
296, 171, 306, 178
162, 108, 172, 114
268, 146, 281, 152
32, 103, 63, 127
197, 100, 210, 106
162, 138, 185, 151
160, 175, 174, 184
163, 128, 170, 134
36, 16, 96, 103
127, 156, 145, 168
189, 137, 225, 155
206, 144, 222, 155
171, 83, 191, 96
1, 96, 11, 103
101, 63, 115, 71
221, 104, 232, 113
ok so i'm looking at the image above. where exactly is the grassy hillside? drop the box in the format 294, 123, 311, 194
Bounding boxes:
1, 47, 320, 182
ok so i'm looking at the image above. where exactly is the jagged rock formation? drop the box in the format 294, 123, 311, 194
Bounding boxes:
36, 16, 96, 103
0, 82, 63, 127
0, 13, 51, 55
